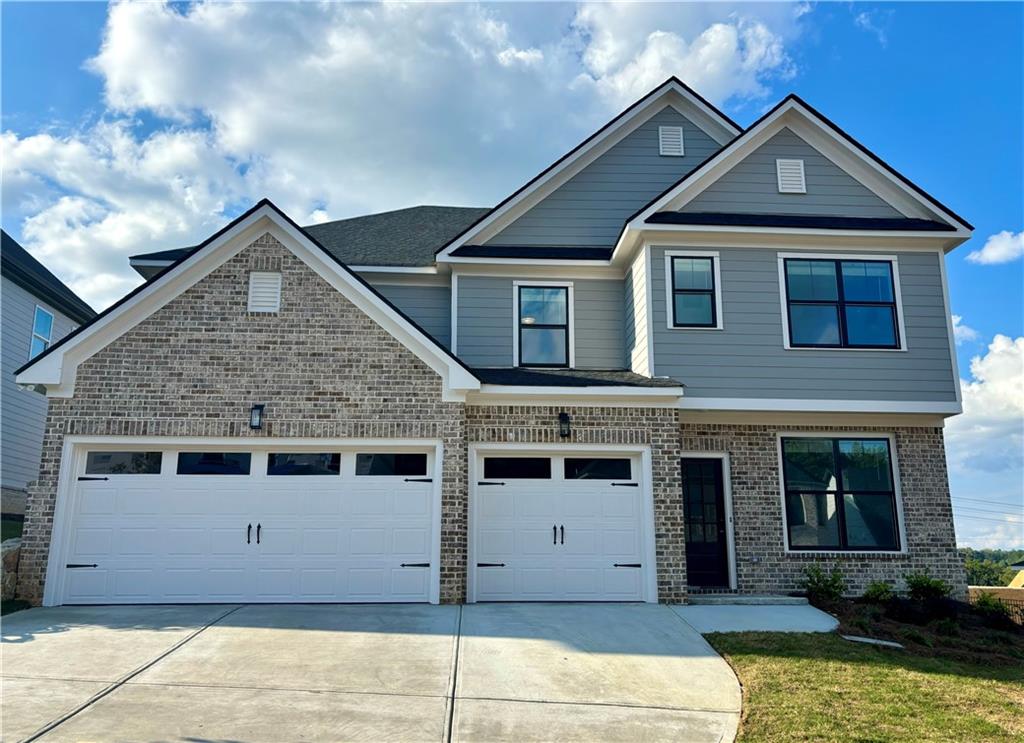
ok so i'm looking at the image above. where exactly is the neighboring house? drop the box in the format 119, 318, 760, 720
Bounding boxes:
1, 231, 95, 517
1010, 561, 1024, 589
14, 78, 971, 607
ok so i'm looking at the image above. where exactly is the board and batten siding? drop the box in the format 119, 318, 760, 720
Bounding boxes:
680, 127, 903, 218
487, 107, 722, 248
649, 247, 957, 402
1, 276, 77, 491
456, 276, 625, 369
625, 247, 650, 375
372, 283, 451, 349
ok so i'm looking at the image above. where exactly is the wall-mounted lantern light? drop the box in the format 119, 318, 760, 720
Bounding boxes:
250, 404, 266, 430
558, 412, 571, 438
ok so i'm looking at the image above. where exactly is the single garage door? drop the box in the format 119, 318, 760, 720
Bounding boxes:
60, 447, 437, 604
472, 453, 648, 602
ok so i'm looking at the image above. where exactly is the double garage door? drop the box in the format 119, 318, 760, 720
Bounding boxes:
59, 446, 437, 605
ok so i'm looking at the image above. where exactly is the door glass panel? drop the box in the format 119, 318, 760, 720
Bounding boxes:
789, 304, 840, 346
843, 493, 899, 549
483, 457, 551, 479
564, 458, 631, 480
785, 492, 841, 549
267, 453, 341, 476
177, 452, 252, 475
355, 453, 427, 476
85, 451, 162, 475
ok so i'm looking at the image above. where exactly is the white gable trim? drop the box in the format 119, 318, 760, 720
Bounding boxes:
435, 79, 740, 261
16, 203, 479, 400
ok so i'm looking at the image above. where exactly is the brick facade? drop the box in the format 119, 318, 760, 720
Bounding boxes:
17, 231, 966, 605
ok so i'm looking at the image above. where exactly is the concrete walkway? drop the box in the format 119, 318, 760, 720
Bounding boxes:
671, 603, 839, 634
1, 603, 740, 743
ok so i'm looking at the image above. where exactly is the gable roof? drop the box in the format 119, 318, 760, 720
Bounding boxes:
647, 212, 957, 231
434, 77, 742, 261
17, 199, 480, 399
131, 205, 490, 274
1, 230, 96, 325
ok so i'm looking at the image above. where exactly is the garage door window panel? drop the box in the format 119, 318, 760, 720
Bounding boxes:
483, 457, 552, 479
355, 453, 428, 477
176, 452, 252, 475
267, 453, 341, 476
85, 451, 162, 475
564, 458, 632, 480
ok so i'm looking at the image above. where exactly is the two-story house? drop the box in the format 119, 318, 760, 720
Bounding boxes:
2, 231, 95, 518
14, 79, 969, 607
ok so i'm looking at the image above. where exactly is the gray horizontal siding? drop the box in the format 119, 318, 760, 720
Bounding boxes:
488, 107, 722, 248
681, 128, 902, 218
650, 247, 956, 401
456, 276, 625, 369
2, 276, 77, 491
372, 283, 451, 349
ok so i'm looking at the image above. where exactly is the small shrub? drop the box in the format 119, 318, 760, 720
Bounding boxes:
799, 564, 846, 605
901, 628, 933, 647
973, 592, 1016, 629
862, 580, 896, 603
905, 573, 952, 602
931, 617, 960, 637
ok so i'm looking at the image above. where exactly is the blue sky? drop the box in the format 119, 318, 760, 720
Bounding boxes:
2, 2, 1021, 548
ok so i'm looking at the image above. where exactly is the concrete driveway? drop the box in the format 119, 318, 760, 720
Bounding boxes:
1, 603, 740, 743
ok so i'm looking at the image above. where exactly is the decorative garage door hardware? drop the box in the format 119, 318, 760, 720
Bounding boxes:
400, 563, 430, 568
403, 477, 432, 483
245, 524, 262, 543
477, 481, 506, 486
551, 525, 567, 544
611, 482, 638, 487
477, 563, 506, 567
66, 563, 98, 569
77, 476, 109, 481
614, 564, 643, 568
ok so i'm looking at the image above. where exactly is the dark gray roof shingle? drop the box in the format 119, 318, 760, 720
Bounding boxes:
472, 368, 683, 388
1, 230, 96, 324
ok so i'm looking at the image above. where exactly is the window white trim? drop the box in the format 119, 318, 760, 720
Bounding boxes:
512, 280, 575, 369
450, 273, 459, 355
776, 158, 806, 193
775, 431, 908, 556
29, 305, 54, 359
776, 252, 908, 352
658, 125, 685, 156
663, 250, 724, 330
680, 451, 737, 589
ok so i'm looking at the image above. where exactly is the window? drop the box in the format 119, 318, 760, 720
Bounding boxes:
517, 286, 570, 367
177, 452, 252, 475
483, 457, 551, 479
267, 453, 340, 476
776, 159, 806, 193
783, 258, 900, 349
29, 306, 54, 359
564, 458, 631, 480
781, 437, 900, 551
355, 453, 427, 477
669, 255, 719, 328
85, 451, 162, 475
658, 126, 684, 156
247, 272, 281, 312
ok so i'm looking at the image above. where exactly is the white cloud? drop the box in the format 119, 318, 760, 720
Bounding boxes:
952, 315, 979, 345
854, 10, 891, 47
4, 1, 808, 309
967, 230, 1024, 264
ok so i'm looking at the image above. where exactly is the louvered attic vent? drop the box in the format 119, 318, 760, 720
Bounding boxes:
659, 126, 684, 156
247, 271, 282, 312
776, 159, 807, 193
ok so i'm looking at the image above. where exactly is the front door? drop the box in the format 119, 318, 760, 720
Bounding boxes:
682, 458, 730, 589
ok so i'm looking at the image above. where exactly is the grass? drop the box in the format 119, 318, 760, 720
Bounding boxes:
708, 628, 1024, 742
1, 517, 23, 541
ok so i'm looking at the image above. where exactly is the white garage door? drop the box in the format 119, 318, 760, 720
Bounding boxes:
472, 453, 648, 602
59, 447, 437, 604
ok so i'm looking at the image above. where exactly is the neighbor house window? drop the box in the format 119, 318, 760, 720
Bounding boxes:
517, 285, 570, 367
781, 437, 900, 551
669, 255, 719, 328
783, 258, 900, 349
30, 306, 54, 359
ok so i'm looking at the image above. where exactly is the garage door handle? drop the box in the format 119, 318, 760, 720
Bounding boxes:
256, 523, 261, 544
404, 478, 432, 483
247, 523, 252, 544
614, 563, 642, 568
478, 481, 505, 486
560, 525, 564, 545
477, 563, 506, 567
611, 482, 638, 487
553, 524, 557, 545
66, 563, 98, 569
400, 562, 430, 568
77, 476, 108, 481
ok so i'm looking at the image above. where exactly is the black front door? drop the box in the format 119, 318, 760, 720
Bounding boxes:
682, 458, 730, 588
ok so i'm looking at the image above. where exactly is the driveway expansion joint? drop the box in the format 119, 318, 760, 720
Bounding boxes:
454, 695, 741, 715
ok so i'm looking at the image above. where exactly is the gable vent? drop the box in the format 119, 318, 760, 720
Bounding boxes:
659, 126, 685, 157
247, 271, 282, 312
776, 159, 807, 193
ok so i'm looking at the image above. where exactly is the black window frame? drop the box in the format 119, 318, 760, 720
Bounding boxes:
670, 255, 718, 328
355, 453, 428, 477
781, 436, 901, 552
564, 457, 632, 480
85, 451, 163, 475
517, 285, 570, 368
783, 258, 900, 349
267, 452, 342, 476
176, 452, 252, 476
483, 457, 552, 479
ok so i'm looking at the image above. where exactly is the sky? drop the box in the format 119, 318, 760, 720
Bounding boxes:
2, 2, 1021, 550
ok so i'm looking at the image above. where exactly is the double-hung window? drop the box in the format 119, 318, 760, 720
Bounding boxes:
666, 251, 722, 329
30, 306, 54, 359
781, 436, 901, 552
783, 258, 900, 349
517, 285, 570, 367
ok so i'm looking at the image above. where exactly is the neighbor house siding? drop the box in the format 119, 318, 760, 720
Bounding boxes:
650, 246, 957, 402
373, 283, 451, 349
1, 276, 77, 494
680, 127, 903, 218
455, 275, 625, 369
488, 107, 722, 248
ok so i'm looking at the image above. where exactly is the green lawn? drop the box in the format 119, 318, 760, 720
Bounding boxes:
708, 632, 1024, 743
1, 518, 23, 541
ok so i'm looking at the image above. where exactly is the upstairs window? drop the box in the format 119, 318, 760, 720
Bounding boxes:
667, 252, 722, 329
30, 306, 54, 359
517, 285, 570, 367
783, 258, 901, 349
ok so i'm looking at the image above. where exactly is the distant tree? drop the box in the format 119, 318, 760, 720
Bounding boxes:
963, 556, 1015, 586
